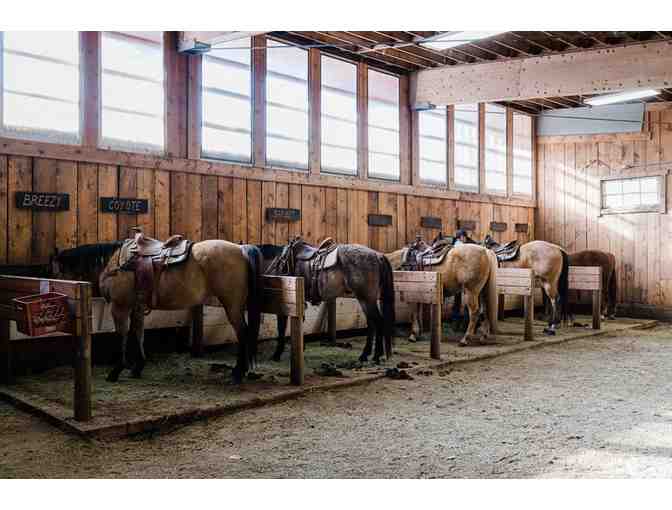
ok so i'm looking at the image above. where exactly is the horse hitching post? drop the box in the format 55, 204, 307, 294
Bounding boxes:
74, 282, 92, 422
290, 277, 305, 385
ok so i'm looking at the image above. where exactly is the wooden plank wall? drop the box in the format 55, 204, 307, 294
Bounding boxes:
535, 103, 672, 312
0, 154, 535, 265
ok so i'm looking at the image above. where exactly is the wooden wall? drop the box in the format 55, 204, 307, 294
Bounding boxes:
0, 153, 535, 266
536, 103, 672, 314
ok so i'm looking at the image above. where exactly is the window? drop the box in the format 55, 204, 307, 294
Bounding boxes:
202, 38, 252, 162
368, 70, 399, 180
321, 55, 357, 175
513, 112, 533, 195
601, 176, 664, 214
0, 31, 80, 143
101, 31, 164, 152
454, 103, 479, 190
484, 103, 507, 193
418, 107, 447, 184
266, 43, 308, 168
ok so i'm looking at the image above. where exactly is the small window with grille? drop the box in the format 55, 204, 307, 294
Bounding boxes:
600, 175, 665, 214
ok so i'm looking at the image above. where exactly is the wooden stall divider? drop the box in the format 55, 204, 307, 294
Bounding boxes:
568, 266, 602, 330
496, 268, 534, 342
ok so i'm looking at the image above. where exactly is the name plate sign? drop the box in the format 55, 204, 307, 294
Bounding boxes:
100, 197, 149, 214
515, 223, 529, 233
266, 208, 301, 222
420, 216, 442, 229
15, 192, 70, 211
368, 214, 392, 227
490, 221, 507, 232
457, 220, 476, 232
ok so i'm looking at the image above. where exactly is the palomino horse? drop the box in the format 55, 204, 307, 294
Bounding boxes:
484, 237, 570, 334
568, 250, 617, 319
264, 237, 395, 364
52, 238, 263, 383
386, 241, 498, 346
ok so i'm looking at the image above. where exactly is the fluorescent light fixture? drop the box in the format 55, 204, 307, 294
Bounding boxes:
421, 31, 506, 51
585, 89, 659, 106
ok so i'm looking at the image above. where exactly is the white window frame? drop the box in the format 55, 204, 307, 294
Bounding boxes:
484, 103, 507, 195
600, 174, 666, 215
320, 54, 358, 176
99, 31, 165, 155
418, 107, 448, 186
367, 69, 400, 182
512, 111, 534, 197
0, 31, 82, 145
201, 39, 253, 164
453, 103, 480, 192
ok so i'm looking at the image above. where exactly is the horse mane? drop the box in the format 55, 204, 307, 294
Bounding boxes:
257, 244, 285, 261
56, 242, 123, 262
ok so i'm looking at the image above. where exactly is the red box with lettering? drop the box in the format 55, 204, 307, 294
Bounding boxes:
13, 292, 71, 336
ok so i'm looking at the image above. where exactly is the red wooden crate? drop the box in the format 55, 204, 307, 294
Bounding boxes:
12, 292, 71, 336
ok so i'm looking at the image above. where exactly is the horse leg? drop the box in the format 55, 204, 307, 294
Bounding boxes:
357, 299, 377, 363
459, 290, 481, 347
271, 314, 288, 362
106, 304, 131, 382
225, 305, 249, 383
130, 306, 146, 378
542, 281, 559, 335
408, 303, 421, 342
451, 292, 463, 321
367, 302, 386, 364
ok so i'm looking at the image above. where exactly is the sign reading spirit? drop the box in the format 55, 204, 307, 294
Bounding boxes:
15, 192, 70, 211
100, 197, 149, 214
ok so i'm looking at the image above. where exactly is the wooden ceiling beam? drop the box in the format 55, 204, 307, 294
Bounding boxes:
509, 31, 568, 53
177, 31, 267, 52
369, 31, 463, 65
412, 40, 672, 106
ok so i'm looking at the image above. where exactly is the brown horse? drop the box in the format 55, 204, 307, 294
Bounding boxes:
53, 239, 263, 383
386, 241, 498, 346
264, 238, 395, 364
484, 237, 569, 334
568, 250, 617, 319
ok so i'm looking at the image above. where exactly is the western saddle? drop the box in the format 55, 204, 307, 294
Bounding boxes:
483, 234, 520, 263
401, 234, 454, 270
119, 227, 193, 310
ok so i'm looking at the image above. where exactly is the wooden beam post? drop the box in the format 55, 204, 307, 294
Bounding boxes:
524, 293, 534, 342
74, 282, 92, 422
592, 289, 602, 330
430, 273, 442, 360
399, 75, 411, 185
252, 35, 267, 167
290, 277, 305, 386
187, 54, 203, 160
327, 299, 336, 344
308, 48, 321, 175
357, 62, 368, 179
0, 317, 10, 384
164, 31, 189, 159
190, 304, 204, 357
80, 32, 100, 148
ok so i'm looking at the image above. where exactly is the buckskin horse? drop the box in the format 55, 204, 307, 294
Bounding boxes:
263, 237, 395, 364
483, 235, 570, 334
386, 237, 499, 346
568, 249, 617, 319
52, 230, 263, 383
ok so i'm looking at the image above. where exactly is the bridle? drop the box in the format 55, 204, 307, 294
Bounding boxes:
266, 238, 300, 276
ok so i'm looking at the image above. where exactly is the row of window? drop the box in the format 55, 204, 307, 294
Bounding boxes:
0, 31, 533, 194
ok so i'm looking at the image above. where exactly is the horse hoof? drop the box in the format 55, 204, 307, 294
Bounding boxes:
106, 373, 119, 383
458, 339, 469, 347
408, 335, 417, 343
543, 328, 556, 336
358, 354, 368, 363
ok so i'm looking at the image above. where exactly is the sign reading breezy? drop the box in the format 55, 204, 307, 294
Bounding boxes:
367, 214, 393, 227
266, 208, 301, 222
15, 192, 70, 211
100, 197, 149, 214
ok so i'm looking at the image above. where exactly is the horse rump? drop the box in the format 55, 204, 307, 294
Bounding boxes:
240, 244, 263, 368
378, 254, 396, 359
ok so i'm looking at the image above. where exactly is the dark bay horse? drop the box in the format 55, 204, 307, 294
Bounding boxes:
569, 250, 617, 319
263, 238, 395, 364
52, 240, 263, 383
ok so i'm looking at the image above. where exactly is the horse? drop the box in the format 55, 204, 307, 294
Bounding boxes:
483, 236, 569, 334
263, 237, 395, 364
386, 240, 498, 346
52, 238, 263, 383
568, 250, 617, 320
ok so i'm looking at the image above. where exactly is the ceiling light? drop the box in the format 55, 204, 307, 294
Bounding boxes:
421, 31, 506, 51
584, 89, 659, 106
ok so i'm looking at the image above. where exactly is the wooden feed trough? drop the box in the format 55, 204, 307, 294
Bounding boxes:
497, 268, 535, 342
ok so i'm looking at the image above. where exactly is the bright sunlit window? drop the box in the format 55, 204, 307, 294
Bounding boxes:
485, 103, 507, 193
454, 103, 479, 190
418, 107, 447, 184
202, 38, 252, 162
368, 69, 399, 180
513, 112, 533, 195
100, 31, 164, 152
321, 55, 357, 175
601, 175, 664, 214
266, 42, 309, 169
0, 31, 80, 143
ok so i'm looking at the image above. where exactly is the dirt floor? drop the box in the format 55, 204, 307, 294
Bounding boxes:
2, 323, 672, 478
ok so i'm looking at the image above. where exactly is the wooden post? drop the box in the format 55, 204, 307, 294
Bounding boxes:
0, 318, 11, 384
498, 294, 505, 320
327, 299, 336, 344
430, 272, 442, 360
524, 293, 534, 342
592, 289, 601, 330
290, 277, 305, 386
190, 304, 204, 357
74, 283, 92, 422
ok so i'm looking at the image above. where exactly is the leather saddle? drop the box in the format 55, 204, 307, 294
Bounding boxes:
119, 228, 193, 310
292, 237, 339, 305
483, 234, 520, 263
401, 234, 453, 270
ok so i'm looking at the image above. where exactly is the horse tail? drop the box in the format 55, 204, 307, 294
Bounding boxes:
559, 249, 570, 322
484, 249, 499, 335
379, 254, 396, 359
240, 244, 263, 368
